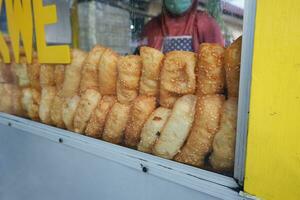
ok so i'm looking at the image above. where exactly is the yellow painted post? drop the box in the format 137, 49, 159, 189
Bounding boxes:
244, 1, 300, 200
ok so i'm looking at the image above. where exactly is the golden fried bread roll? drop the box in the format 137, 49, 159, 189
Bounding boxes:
50, 90, 65, 128
85, 95, 116, 138
197, 43, 225, 95
174, 95, 224, 167
12, 57, 30, 87
39, 86, 56, 124
0, 58, 6, 83
62, 95, 81, 131
139, 47, 164, 97
161, 51, 196, 94
0, 84, 24, 115
209, 98, 238, 172
54, 64, 65, 90
116, 55, 142, 104
11, 85, 24, 116
1, 84, 24, 116
124, 96, 156, 148
27, 57, 41, 90
0, 61, 16, 84
98, 48, 119, 95
0, 84, 13, 113
153, 95, 197, 159
116, 82, 138, 105
40, 64, 55, 88
159, 87, 181, 108
224, 37, 242, 97
61, 49, 87, 98
103, 102, 131, 144
21, 87, 40, 121
73, 89, 101, 133
80, 45, 106, 94
138, 107, 171, 153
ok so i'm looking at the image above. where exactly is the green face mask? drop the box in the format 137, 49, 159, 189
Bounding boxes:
164, 0, 193, 15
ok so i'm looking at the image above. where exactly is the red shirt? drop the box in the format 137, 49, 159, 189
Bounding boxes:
141, 0, 224, 52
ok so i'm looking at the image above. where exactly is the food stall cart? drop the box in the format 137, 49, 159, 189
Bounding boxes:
0, 1, 299, 200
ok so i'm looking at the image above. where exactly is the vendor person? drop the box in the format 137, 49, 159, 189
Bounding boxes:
141, 0, 224, 53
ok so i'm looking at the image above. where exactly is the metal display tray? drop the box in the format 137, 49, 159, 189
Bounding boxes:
0, 113, 255, 200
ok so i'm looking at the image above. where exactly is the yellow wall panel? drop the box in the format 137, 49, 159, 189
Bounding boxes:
244, 0, 300, 199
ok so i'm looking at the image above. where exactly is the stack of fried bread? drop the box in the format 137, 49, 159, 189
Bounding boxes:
0, 36, 242, 174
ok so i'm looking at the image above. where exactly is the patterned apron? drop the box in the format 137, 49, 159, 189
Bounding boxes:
162, 35, 193, 53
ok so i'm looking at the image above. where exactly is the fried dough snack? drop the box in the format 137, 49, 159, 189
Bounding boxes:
224, 37, 242, 97
0, 84, 24, 115
85, 95, 116, 138
116, 55, 142, 104
0, 58, 5, 83
124, 96, 156, 148
0, 60, 16, 84
153, 94, 197, 159
0, 84, 13, 113
73, 89, 101, 133
80, 45, 106, 93
98, 48, 119, 95
54, 65, 65, 90
197, 43, 225, 95
11, 85, 24, 116
27, 57, 41, 90
50, 90, 65, 128
21, 87, 40, 121
139, 46, 164, 97
12, 57, 30, 87
138, 107, 171, 153
103, 102, 131, 144
175, 95, 224, 167
61, 49, 87, 98
40, 64, 55, 88
39, 86, 56, 124
159, 87, 181, 108
62, 95, 81, 131
161, 51, 196, 94
209, 98, 238, 172
116, 82, 137, 105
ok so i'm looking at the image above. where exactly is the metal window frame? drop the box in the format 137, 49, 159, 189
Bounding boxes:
0, 113, 256, 200
234, 0, 257, 186
0, 0, 257, 198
